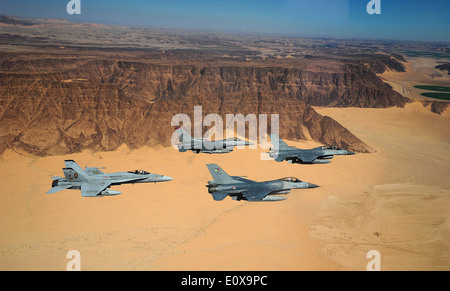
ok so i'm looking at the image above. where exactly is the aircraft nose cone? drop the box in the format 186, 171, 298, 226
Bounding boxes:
347, 151, 356, 155
307, 183, 320, 188
161, 175, 174, 182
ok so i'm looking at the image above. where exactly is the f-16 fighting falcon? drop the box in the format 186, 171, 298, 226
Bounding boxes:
175, 127, 254, 154
47, 160, 173, 197
206, 164, 319, 202
268, 134, 355, 164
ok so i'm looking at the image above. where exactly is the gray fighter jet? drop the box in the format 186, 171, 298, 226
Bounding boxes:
47, 160, 173, 197
206, 164, 319, 202
268, 134, 355, 164
175, 127, 254, 154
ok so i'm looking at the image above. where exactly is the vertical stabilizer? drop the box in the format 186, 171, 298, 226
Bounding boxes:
64, 160, 89, 181
206, 164, 236, 184
269, 134, 291, 150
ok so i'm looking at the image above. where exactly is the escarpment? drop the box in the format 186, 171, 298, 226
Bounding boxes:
0, 53, 410, 156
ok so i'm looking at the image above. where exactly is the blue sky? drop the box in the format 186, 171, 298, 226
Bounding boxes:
0, 0, 449, 41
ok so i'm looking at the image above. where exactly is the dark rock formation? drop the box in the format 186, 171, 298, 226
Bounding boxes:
421, 100, 450, 115
0, 53, 379, 156
435, 63, 450, 75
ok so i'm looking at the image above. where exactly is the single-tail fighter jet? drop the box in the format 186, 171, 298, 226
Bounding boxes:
175, 127, 254, 154
47, 160, 173, 197
268, 134, 355, 164
205, 164, 319, 202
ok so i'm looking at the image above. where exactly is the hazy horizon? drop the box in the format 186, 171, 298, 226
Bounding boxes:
0, 0, 449, 42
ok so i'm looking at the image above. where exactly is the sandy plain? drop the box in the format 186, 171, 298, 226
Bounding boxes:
0, 100, 449, 271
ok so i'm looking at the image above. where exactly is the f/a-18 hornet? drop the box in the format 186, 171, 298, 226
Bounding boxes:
47, 160, 173, 197
206, 164, 319, 202
268, 134, 355, 164
175, 127, 254, 154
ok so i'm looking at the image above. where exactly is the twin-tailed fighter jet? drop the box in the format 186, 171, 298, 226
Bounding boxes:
175, 127, 253, 154
47, 160, 173, 197
268, 134, 355, 164
206, 164, 318, 202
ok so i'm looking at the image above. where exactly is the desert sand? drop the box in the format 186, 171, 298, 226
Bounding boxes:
0, 102, 449, 271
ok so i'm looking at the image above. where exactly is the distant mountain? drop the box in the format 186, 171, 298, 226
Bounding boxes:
0, 15, 36, 26
435, 63, 450, 75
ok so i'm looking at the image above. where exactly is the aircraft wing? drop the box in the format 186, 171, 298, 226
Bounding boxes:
177, 140, 204, 150
272, 149, 319, 163
231, 176, 255, 183
243, 188, 271, 201
293, 152, 318, 163
84, 167, 105, 175
81, 181, 111, 197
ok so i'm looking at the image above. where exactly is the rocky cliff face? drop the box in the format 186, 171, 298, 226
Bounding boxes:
421, 100, 450, 115
293, 64, 409, 107
0, 55, 409, 109
0, 53, 404, 156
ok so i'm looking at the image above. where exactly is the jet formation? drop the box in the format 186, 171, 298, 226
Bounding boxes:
268, 134, 355, 164
175, 127, 254, 154
47, 133, 356, 199
47, 160, 173, 197
205, 164, 318, 202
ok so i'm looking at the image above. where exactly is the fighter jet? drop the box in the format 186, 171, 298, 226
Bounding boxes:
268, 134, 355, 164
47, 160, 173, 197
205, 164, 319, 202
175, 127, 254, 154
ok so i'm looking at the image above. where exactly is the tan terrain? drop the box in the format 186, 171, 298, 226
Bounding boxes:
1, 102, 448, 271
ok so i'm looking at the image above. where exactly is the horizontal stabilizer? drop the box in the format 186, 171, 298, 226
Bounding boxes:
51, 176, 63, 180
273, 154, 286, 162
46, 185, 71, 194
212, 192, 229, 201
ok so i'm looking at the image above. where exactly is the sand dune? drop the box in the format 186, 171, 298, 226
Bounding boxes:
0, 102, 449, 270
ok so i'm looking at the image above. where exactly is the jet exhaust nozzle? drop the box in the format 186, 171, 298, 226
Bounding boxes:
207, 186, 219, 193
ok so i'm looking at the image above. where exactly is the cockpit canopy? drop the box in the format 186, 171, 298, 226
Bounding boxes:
321, 146, 342, 150
128, 170, 150, 175
278, 177, 302, 183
